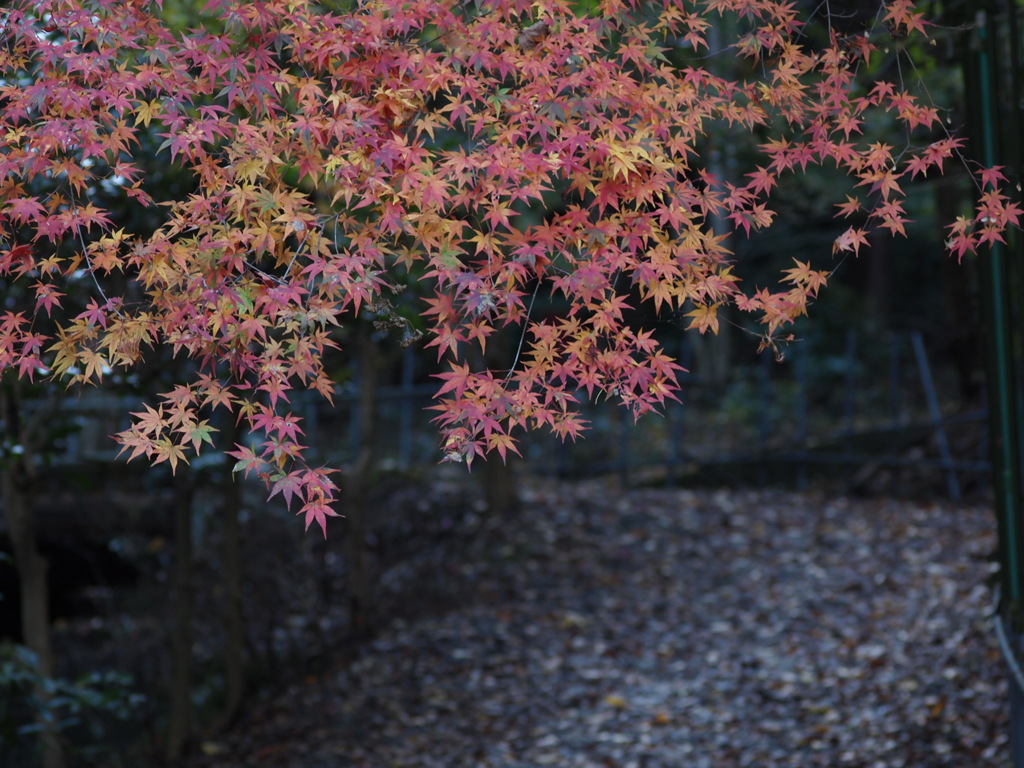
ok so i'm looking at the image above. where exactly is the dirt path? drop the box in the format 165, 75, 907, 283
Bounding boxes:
193, 481, 1006, 767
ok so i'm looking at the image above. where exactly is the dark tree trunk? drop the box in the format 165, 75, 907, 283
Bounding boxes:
0, 383, 66, 768
481, 454, 519, 518
345, 328, 378, 641
474, 330, 521, 516
166, 468, 195, 762
866, 229, 891, 328
221, 418, 245, 727
687, 322, 733, 387
937, 176, 983, 400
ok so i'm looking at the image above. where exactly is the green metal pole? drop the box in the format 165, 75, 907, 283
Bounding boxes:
976, 9, 1023, 610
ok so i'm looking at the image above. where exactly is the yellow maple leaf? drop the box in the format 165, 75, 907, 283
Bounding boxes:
133, 99, 160, 128
685, 302, 721, 334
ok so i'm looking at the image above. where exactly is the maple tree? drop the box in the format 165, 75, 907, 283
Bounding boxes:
0, 0, 1018, 535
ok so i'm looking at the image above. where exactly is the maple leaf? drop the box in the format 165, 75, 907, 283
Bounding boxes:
782, 260, 829, 295
856, 169, 903, 201
685, 302, 721, 335
0, 0, 1011, 537
835, 195, 862, 218
134, 99, 161, 128
116, 436, 154, 469
486, 431, 522, 462
299, 498, 340, 538
904, 154, 931, 180
833, 227, 870, 256
883, 0, 929, 37
152, 437, 188, 473
129, 405, 165, 438
33, 282, 64, 317
180, 420, 218, 453
77, 299, 109, 329
745, 166, 777, 196
79, 347, 109, 383
268, 472, 304, 508
977, 166, 1008, 190
227, 445, 264, 476
5, 197, 46, 223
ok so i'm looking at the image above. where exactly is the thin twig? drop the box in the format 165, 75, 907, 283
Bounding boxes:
71, 198, 124, 319
504, 280, 539, 382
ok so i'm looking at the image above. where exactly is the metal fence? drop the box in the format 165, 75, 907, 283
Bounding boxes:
530, 331, 984, 496
44, 330, 986, 499
54, 330, 984, 491
282, 329, 988, 497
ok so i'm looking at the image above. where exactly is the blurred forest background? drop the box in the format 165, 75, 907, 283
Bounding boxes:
0, 0, 1014, 765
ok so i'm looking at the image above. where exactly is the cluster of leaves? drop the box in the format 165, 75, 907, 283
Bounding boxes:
0, 0, 1018, 534
0, 642, 144, 759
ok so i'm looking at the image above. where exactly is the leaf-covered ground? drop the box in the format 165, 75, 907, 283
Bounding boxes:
194, 480, 1007, 767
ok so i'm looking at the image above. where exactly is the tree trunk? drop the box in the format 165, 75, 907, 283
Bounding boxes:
221, 418, 245, 727
481, 454, 519, 518
474, 330, 521, 516
866, 229, 891, 328
0, 384, 66, 768
937, 176, 983, 400
345, 328, 378, 641
166, 469, 195, 762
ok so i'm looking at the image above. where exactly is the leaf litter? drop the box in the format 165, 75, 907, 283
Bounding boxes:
195, 480, 1007, 767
